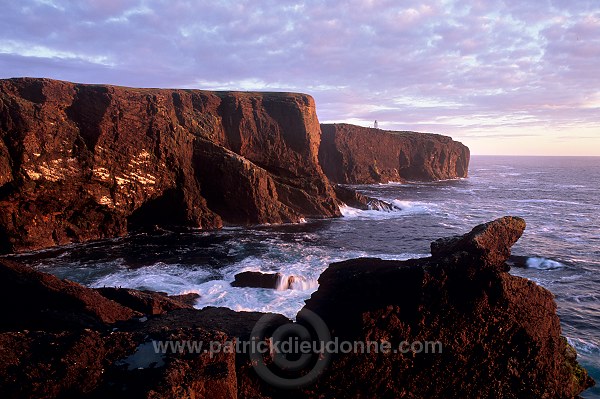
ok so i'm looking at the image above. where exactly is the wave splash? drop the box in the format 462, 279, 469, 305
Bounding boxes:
276, 274, 318, 291
339, 200, 436, 219
526, 257, 565, 270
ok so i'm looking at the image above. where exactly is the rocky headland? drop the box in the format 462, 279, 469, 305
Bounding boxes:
1, 78, 468, 253
0, 217, 594, 398
319, 123, 470, 184
0, 79, 593, 397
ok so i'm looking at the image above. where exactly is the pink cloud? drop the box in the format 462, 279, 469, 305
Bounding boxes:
0, 0, 598, 153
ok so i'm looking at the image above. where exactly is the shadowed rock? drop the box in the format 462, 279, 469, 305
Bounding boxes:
303, 216, 594, 398
231, 271, 308, 290
0, 259, 138, 331
333, 184, 400, 211
231, 271, 282, 289
96, 287, 199, 315
507, 254, 530, 268
0, 217, 594, 398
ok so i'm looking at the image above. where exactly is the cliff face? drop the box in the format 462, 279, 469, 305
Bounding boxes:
0, 78, 472, 253
0, 78, 339, 253
0, 218, 593, 398
319, 123, 470, 183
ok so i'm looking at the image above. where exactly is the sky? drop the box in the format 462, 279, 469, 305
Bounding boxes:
1, 0, 599, 155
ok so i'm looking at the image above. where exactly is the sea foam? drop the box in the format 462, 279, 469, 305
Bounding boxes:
339, 200, 436, 220
526, 257, 565, 270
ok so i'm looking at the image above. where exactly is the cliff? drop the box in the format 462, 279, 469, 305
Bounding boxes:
0, 217, 593, 398
0, 78, 471, 254
319, 123, 470, 183
0, 78, 339, 253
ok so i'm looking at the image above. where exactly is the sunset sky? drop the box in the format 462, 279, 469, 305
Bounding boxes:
1, 0, 599, 155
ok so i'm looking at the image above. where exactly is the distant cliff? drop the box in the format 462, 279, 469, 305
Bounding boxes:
0, 78, 339, 253
319, 123, 470, 183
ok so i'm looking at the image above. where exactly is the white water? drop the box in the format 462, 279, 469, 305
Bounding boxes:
526, 257, 565, 270
339, 200, 436, 220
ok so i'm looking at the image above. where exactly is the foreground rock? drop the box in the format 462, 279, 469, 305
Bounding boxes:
95, 287, 199, 315
0, 217, 593, 398
0, 259, 138, 331
304, 216, 594, 398
0, 78, 339, 253
430, 215, 526, 271
319, 123, 470, 183
0, 258, 288, 398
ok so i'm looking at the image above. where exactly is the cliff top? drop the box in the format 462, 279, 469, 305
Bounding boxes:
321, 122, 454, 141
1, 76, 315, 102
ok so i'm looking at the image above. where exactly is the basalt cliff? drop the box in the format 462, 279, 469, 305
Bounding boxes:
0, 78, 468, 253
0, 78, 339, 253
0, 217, 593, 398
319, 123, 470, 183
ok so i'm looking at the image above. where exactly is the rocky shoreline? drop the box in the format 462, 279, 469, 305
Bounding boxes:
0, 217, 594, 398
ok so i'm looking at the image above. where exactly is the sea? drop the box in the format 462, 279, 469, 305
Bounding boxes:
9, 155, 600, 397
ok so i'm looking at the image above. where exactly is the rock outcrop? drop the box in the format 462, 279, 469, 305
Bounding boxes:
319, 123, 470, 183
333, 184, 400, 211
0, 78, 339, 253
0, 257, 290, 399
0, 217, 594, 398
303, 216, 594, 398
231, 271, 311, 290
231, 271, 282, 289
0, 258, 139, 332
95, 287, 199, 315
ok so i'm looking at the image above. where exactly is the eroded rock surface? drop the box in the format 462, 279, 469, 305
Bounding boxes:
0, 217, 594, 398
0, 78, 339, 253
304, 216, 594, 398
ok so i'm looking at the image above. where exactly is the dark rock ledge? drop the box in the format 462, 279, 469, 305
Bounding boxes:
333, 184, 401, 211
0, 217, 594, 398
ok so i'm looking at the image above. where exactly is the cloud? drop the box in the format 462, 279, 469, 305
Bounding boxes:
0, 0, 599, 155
